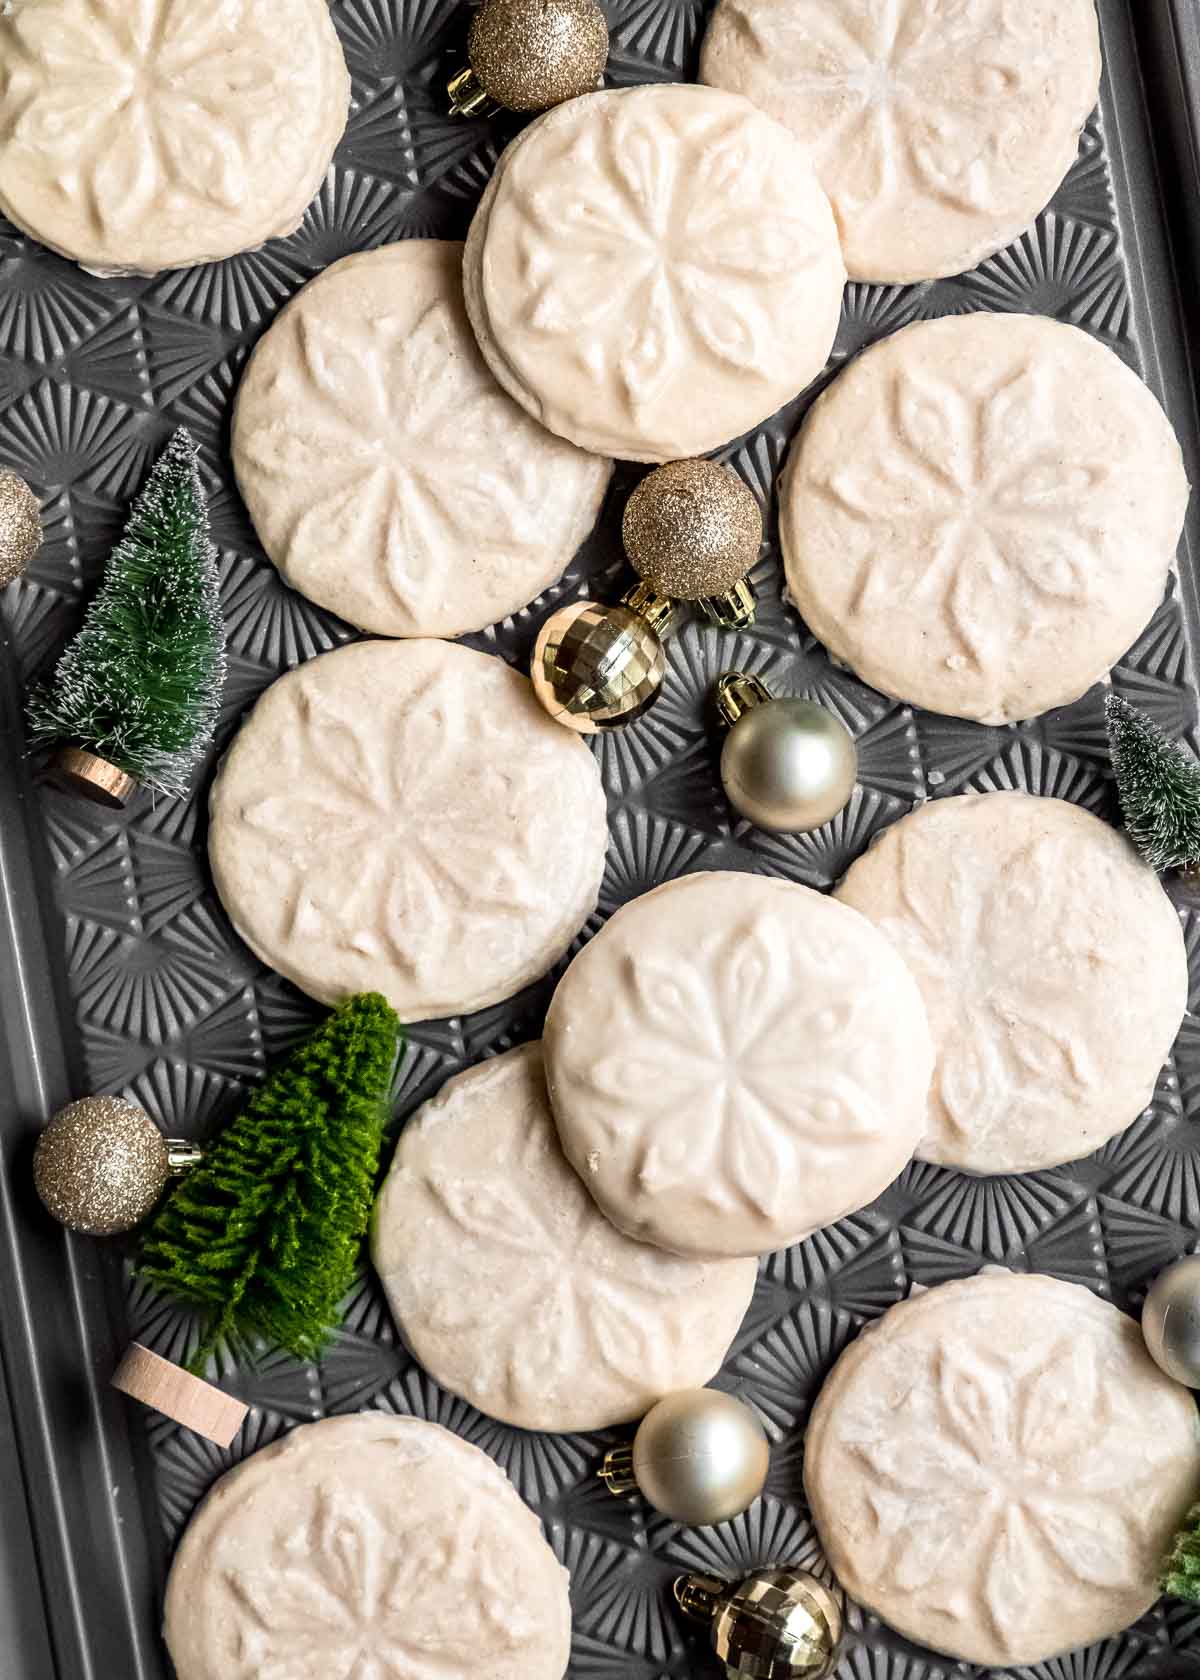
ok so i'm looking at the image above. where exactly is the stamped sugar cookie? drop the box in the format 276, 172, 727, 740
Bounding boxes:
836, 791, 1187, 1175
782, 314, 1189, 723
209, 640, 607, 1021
463, 85, 845, 462
373, 1044, 757, 1431
700, 0, 1101, 283
543, 872, 933, 1259
164, 1414, 572, 1680
805, 1271, 1200, 1666
0, 0, 349, 277
233, 242, 612, 639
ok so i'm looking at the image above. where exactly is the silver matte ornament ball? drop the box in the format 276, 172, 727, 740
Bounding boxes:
0, 468, 41, 587
600, 1389, 769, 1525
675, 1566, 842, 1679
716, 672, 857, 834
1142, 1255, 1200, 1386
33, 1097, 200, 1236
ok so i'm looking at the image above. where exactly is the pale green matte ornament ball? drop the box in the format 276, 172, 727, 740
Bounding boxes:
716, 672, 857, 834
1143, 1254, 1200, 1386
602, 1389, 770, 1525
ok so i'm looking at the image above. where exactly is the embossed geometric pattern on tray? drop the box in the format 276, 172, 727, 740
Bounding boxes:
1, 1, 1197, 1676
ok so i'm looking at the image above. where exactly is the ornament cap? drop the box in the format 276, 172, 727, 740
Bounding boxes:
621, 579, 674, 636
598, 1443, 638, 1497
165, 1139, 204, 1174
447, 64, 498, 117
54, 746, 137, 809
675, 1573, 727, 1622
700, 579, 757, 630
112, 1343, 248, 1448
716, 671, 773, 727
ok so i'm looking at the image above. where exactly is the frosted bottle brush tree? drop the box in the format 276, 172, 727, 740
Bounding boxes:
27, 428, 225, 807
1106, 692, 1200, 874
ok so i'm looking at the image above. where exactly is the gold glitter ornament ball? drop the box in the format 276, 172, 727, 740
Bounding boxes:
0, 468, 41, 588
34, 1096, 171, 1235
623, 460, 762, 602
467, 0, 609, 113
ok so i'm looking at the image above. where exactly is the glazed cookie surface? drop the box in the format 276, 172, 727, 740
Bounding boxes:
233, 242, 612, 639
836, 791, 1187, 1174
0, 0, 349, 276
805, 1271, 1200, 1666
782, 314, 1189, 723
209, 639, 608, 1021
700, 0, 1101, 283
373, 1043, 758, 1431
543, 871, 933, 1259
463, 85, 845, 462
164, 1414, 572, 1680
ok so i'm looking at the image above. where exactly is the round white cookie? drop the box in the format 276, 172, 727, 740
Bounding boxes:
463, 85, 845, 463
543, 872, 933, 1260
0, 0, 349, 277
164, 1414, 572, 1680
782, 314, 1189, 723
805, 1271, 1200, 1667
836, 792, 1186, 1175
209, 640, 608, 1021
373, 1043, 757, 1432
233, 242, 612, 639
700, 0, 1101, 283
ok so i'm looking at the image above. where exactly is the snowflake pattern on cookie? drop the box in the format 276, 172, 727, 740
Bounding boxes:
545, 873, 933, 1258
225, 1484, 543, 1680
700, 0, 1101, 280
472, 85, 845, 459
836, 792, 1187, 1175
0, 0, 347, 272
782, 314, 1188, 722
805, 1274, 1200, 1666
373, 1046, 757, 1430
234, 245, 610, 638
208, 641, 607, 1020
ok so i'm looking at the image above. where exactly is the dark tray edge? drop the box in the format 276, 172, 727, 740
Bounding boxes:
1, 2, 1199, 1675
1110, 0, 1200, 668
0, 632, 166, 1679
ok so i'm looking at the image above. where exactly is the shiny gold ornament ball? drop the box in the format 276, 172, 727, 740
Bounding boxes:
623, 460, 762, 602
676, 1567, 842, 1680
531, 596, 667, 734
34, 1097, 171, 1235
624, 1389, 770, 1525
468, 0, 609, 112
717, 673, 857, 834
0, 468, 41, 588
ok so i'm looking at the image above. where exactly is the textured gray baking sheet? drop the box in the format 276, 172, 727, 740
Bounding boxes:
1, 1, 1200, 1677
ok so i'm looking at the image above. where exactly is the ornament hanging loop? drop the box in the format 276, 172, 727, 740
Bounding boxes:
715, 671, 772, 727
675, 1573, 726, 1621
622, 579, 674, 636
701, 578, 757, 631
598, 1443, 637, 1497
165, 1140, 204, 1175
447, 66, 497, 117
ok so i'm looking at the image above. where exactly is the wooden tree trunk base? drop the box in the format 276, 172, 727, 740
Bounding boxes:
112, 1344, 247, 1448
54, 747, 137, 809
